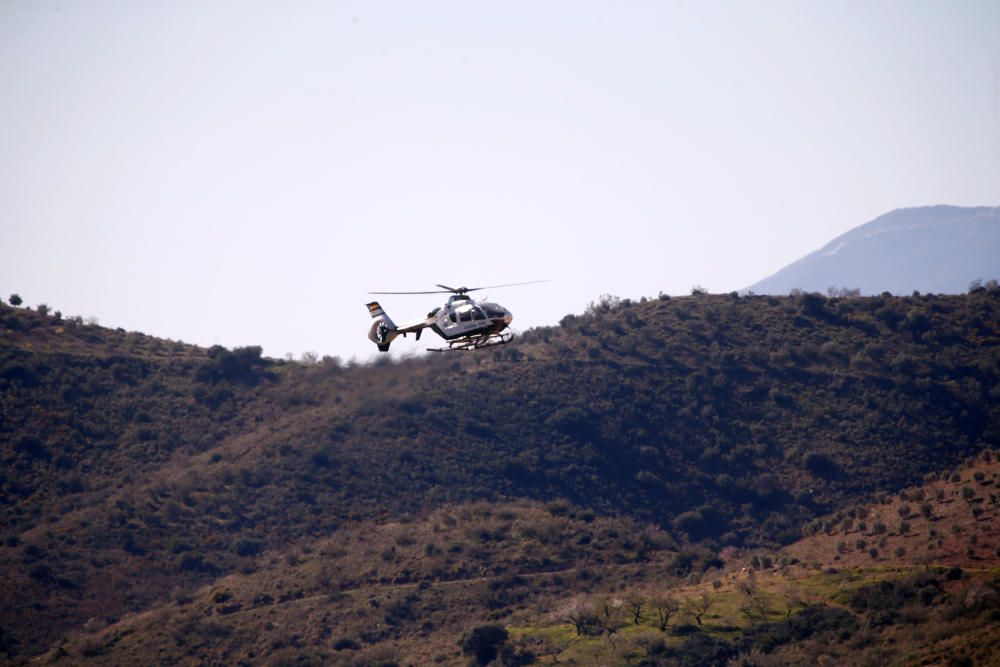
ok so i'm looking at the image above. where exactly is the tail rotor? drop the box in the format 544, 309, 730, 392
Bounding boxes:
366, 302, 399, 352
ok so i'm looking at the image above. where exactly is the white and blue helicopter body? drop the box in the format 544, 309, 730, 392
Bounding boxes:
365, 282, 542, 352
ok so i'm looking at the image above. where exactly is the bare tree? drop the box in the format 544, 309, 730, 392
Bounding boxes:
685, 594, 712, 626
554, 595, 600, 636
737, 581, 772, 626
624, 591, 645, 625
594, 593, 624, 621
651, 593, 680, 631
779, 584, 807, 620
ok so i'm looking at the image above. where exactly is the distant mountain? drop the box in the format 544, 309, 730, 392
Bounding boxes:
747, 205, 1000, 295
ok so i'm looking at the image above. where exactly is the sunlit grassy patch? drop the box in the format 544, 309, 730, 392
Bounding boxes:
795, 565, 916, 604
509, 622, 577, 646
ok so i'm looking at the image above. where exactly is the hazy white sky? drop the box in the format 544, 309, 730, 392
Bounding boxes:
2, 1, 998, 361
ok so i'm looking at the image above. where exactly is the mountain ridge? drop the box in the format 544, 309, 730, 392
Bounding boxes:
747, 205, 1000, 296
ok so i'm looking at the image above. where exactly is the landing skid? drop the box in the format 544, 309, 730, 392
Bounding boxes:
427, 331, 514, 352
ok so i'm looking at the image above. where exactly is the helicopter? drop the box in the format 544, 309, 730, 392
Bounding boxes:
365, 281, 544, 352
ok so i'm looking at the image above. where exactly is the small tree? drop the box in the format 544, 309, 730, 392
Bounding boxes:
651, 593, 680, 631
625, 591, 645, 625
556, 595, 601, 636
780, 584, 807, 620
737, 582, 771, 626
9, 294, 22, 306
594, 593, 624, 622
686, 594, 712, 626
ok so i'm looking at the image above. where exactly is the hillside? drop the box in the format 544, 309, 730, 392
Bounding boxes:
747, 205, 1000, 295
2, 288, 1000, 664
20, 450, 1000, 666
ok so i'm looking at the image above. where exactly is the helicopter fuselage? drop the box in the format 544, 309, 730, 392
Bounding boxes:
427, 294, 513, 340
366, 281, 541, 352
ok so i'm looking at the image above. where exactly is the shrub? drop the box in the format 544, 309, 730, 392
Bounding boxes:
178, 552, 218, 574
799, 292, 826, 316
197, 345, 269, 385
232, 538, 265, 557
749, 604, 858, 652
803, 451, 839, 478
13, 434, 50, 461
333, 637, 359, 650
210, 589, 232, 604
460, 624, 509, 665
9, 294, 22, 306
673, 633, 736, 666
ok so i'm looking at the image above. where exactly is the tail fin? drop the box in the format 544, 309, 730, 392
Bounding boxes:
366, 302, 399, 352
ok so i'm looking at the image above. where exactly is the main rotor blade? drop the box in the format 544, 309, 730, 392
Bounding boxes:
462, 280, 548, 292
370, 280, 547, 296
368, 290, 454, 295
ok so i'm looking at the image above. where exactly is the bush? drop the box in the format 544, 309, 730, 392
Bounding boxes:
333, 637, 359, 650
13, 434, 50, 461
672, 633, 736, 666
672, 509, 725, 540
803, 451, 839, 478
460, 624, 509, 665
178, 552, 218, 574
9, 293, 22, 306
233, 538, 265, 557
799, 292, 826, 316
749, 604, 858, 652
197, 345, 270, 385
849, 574, 942, 624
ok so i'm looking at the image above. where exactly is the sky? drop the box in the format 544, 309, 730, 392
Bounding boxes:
2, 1, 999, 362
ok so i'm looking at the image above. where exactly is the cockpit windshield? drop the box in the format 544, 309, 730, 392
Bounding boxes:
480, 302, 507, 319
455, 305, 487, 322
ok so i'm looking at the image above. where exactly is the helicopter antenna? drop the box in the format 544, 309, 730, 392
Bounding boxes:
369, 280, 546, 296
